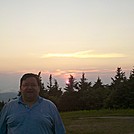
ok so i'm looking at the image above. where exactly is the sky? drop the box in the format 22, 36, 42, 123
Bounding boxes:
0, 0, 134, 93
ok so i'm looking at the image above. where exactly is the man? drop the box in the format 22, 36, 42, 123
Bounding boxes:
0, 73, 66, 134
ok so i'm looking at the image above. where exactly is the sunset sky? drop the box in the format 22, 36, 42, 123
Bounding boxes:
0, 0, 134, 93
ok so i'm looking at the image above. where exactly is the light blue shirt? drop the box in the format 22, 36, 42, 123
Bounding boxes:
0, 96, 66, 134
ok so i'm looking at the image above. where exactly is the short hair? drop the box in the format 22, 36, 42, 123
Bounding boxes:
20, 73, 41, 88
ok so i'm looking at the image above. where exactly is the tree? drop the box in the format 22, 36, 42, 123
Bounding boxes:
76, 73, 92, 110
48, 79, 62, 97
47, 74, 53, 91
64, 75, 77, 92
38, 72, 48, 98
111, 67, 127, 89
129, 67, 134, 85
106, 67, 128, 109
44, 75, 63, 108
92, 77, 104, 89
59, 75, 80, 111
77, 73, 92, 91
126, 67, 134, 108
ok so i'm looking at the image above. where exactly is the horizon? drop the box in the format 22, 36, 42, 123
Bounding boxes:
0, 67, 132, 93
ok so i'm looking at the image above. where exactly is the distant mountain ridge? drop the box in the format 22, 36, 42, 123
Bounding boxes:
0, 92, 18, 102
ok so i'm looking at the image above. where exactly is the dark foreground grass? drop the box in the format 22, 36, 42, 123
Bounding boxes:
60, 109, 134, 134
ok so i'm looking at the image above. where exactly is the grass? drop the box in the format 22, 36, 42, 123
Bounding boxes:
60, 109, 134, 134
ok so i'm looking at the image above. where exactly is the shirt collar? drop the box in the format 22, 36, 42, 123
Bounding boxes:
18, 96, 43, 105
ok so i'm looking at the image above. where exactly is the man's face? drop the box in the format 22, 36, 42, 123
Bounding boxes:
20, 77, 40, 102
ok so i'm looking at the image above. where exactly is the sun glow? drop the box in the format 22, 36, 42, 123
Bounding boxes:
65, 80, 70, 85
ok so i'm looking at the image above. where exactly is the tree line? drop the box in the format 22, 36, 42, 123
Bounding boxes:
0, 67, 134, 112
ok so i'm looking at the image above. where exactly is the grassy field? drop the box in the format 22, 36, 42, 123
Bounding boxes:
60, 109, 134, 134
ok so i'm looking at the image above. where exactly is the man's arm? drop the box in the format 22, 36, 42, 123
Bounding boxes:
50, 103, 66, 134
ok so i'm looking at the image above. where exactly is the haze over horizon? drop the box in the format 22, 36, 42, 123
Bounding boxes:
0, 0, 134, 93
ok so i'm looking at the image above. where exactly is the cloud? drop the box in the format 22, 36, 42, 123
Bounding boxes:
41, 50, 125, 58
40, 68, 117, 85
41, 68, 112, 78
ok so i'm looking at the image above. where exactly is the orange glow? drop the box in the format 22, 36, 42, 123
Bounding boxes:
65, 80, 70, 85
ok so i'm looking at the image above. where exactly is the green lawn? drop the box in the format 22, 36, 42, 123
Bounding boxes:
60, 109, 134, 134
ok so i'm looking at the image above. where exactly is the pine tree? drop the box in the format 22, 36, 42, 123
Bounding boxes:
129, 67, 134, 82
111, 67, 127, 89
38, 72, 47, 98
126, 67, 134, 108
107, 67, 128, 109
47, 74, 53, 91
64, 75, 77, 92
93, 77, 104, 89
77, 73, 91, 91
48, 79, 62, 97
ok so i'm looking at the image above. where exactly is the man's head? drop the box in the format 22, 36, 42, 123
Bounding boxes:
20, 73, 41, 104
20, 73, 41, 87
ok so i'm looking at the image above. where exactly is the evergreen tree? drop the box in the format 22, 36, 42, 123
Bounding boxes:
64, 75, 77, 92
77, 73, 92, 110
129, 67, 134, 84
111, 67, 127, 89
92, 77, 104, 89
77, 73, 92, 91
38, 72, 47, 98
48, 79, 62, 97
60, 75, 79, 111
107, 67, 128, 109
47, 74, 53, 91
126, 67, 134, 108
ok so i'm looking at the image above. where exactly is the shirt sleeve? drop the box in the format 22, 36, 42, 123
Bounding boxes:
0, 104, 8, 134
50, 103, 66, 134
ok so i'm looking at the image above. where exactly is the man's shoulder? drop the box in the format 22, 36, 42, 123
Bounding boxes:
6, 97, 19, 106
40, 97, 56, 107
1, 97, 19, 112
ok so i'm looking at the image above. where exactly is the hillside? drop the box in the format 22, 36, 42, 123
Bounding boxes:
0, 92, 18, 102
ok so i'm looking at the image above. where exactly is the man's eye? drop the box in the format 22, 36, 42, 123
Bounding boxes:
22, 84, 28, 87
22, 84, 38, 87
31, 85, 38, 87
